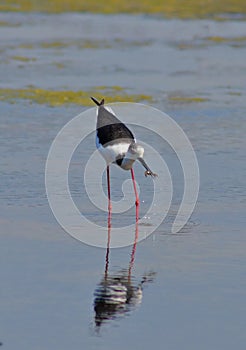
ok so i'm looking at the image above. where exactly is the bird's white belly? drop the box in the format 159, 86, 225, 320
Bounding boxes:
96, 137, 130, 165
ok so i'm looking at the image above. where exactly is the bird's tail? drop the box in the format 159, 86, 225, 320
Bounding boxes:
91, 96, 105, 106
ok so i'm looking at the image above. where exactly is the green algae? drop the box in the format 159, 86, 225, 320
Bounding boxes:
0, 87, 153, 107
227, 91, 242, 96
39, 40, 109, 49
11, 55, 37, 62
17, 39, 152, 51
18, 43, 35, 49
52, 62, 65, 69
40, 41, 70, 49
203, 36, 246, 48
173, 36, 246, 51
168, 95, 209, 104
206, 36, 246, 43
0, 20, 21, 27
1, 0, 246, 19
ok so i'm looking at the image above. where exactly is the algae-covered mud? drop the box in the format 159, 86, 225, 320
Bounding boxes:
1, 0, 246, 19
0, 87, 153, 106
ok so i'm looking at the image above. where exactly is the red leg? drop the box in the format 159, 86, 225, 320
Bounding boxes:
105, 223, 111, 279
107, 166, 112, 224
130, 168, 139, 221
128, 220, 139, 281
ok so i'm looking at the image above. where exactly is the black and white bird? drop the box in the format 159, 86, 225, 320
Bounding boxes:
91, 96, 157, 216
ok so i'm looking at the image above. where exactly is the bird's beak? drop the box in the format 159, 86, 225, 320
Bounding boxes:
138, 158, 157, 178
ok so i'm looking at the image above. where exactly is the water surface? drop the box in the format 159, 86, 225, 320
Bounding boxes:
1, 12, 246, 350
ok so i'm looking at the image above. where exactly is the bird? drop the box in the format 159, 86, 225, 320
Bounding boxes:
91, 96, 157, 219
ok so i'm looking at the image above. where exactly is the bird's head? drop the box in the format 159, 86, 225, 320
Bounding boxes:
127, 142, 144, 160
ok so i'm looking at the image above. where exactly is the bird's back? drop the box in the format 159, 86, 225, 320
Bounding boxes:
96, 104, 134, 146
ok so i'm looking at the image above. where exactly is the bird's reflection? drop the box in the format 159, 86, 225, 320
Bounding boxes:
93, 220, 156, 330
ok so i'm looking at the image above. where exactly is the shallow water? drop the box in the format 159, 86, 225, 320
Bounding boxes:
1, 13, 246, 350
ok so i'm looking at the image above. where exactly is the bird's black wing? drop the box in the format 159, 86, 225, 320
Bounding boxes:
96, 104, 134, 146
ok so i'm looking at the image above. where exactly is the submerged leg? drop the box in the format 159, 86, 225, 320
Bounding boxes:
130, 168, 139, 221
105, 222, 111, 279
128, 220, 139, 281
